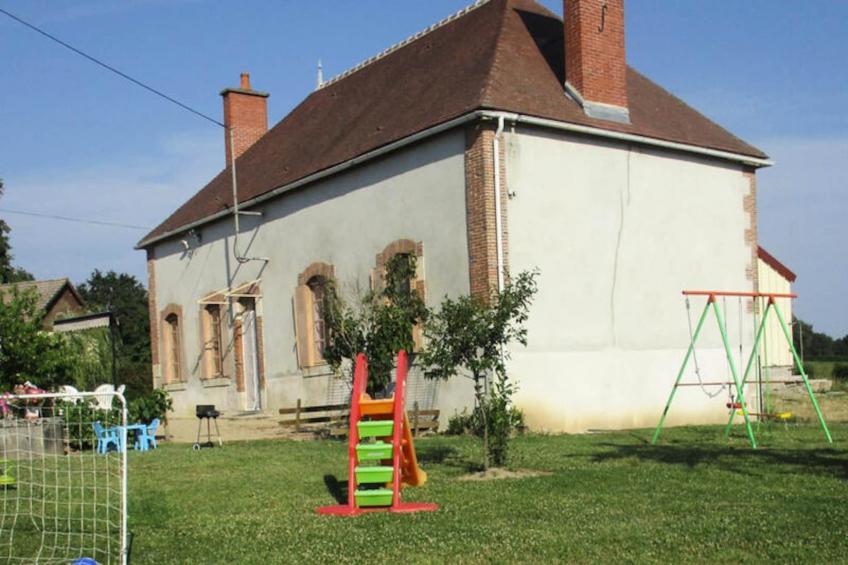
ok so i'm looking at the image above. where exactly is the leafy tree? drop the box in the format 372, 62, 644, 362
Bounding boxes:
0, 178, 34, 284
421, 269, 539, 470
323, 254, 427, 395
792, 317, 842, 360
0, 287, 91, 390
78, 270, 151, 398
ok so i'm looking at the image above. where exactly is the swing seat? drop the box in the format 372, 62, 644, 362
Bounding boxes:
775, 411, 793, 421
726, 402, 745, 410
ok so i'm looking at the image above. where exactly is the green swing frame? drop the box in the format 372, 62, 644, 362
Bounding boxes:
651, 290, 832, 448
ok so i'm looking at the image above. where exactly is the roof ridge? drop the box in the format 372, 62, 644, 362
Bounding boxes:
318, 0, 493, 90
0, 277, 67, 287
478, 0, 513, 107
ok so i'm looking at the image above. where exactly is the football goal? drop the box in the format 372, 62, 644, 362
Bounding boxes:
0, 390, 127, 564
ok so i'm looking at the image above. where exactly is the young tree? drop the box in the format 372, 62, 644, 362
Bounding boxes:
0, 179, 34, 284
323, 254, 427, 395
421, 269, 538, 470
78, 270, 152, 397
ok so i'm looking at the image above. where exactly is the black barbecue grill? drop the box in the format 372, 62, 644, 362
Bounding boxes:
193, 404, 223, 450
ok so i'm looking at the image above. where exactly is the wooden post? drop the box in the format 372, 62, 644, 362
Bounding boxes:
413, 401, 420, 438
295, 398, 301, 433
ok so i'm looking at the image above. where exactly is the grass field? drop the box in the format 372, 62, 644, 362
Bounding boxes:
123, 420, 848, 564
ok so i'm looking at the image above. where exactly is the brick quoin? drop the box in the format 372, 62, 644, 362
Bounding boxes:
464, 123, 509, 302
743, 169, 759, 311
221, 73, 269, 166
564, 0, 628, 109
146, 248, 160, 387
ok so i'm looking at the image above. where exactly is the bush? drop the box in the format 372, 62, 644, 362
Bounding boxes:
127, 388, 172, 425
801, 364, 816, 378
446, 409, 476, 436
60, 399, 121, 450
833, 364, 848, 382
443, 379, 526, 466
58, 389, 171, 450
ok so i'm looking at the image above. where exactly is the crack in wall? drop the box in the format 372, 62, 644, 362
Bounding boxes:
610, 147, 632, 346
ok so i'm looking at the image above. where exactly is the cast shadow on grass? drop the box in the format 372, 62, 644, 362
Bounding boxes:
591, 442, 847, 480
323, 475, 348, 504
416, 444, 483, 472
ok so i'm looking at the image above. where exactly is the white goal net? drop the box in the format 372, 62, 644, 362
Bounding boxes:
0, 391, 127, 564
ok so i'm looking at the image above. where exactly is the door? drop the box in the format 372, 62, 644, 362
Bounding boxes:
241, 300, 261, 411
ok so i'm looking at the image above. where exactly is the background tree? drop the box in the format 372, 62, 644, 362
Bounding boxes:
0, 179, 34, 284
421, 269, 538, 471
323, 254, 427, 395
0, 287, 89, 390
77, 270, 152, 398
792, 317, 847, 360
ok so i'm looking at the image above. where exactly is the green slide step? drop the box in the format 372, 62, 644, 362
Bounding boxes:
356, 441, 393, 461
357, 420, 394, 438
355, 465, 393, 484
355, 488, 394, 507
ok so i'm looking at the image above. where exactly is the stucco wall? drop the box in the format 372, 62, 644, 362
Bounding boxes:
757, 258, 794, 367
504, 126, 758, 432
150, 131, 474, 427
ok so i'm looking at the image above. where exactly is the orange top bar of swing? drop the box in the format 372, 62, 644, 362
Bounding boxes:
682, 290, 797, 299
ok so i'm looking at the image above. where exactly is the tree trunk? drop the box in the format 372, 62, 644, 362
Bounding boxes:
474, 373, 489, 472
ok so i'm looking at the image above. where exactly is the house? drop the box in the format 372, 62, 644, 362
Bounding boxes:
757, 246, 797, 373
138, 0, 772, 439
0, 278, 86, 330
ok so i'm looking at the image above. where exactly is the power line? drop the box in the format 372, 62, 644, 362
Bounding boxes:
0, 7, 225, 129
0, 208, 150, 231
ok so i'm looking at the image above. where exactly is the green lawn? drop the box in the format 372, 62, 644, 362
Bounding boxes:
125, 423, 848, 564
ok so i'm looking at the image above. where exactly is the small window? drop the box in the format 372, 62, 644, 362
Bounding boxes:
376, 242, 426, 352
307, 276, 329, 360
294, 262, 336, 369
164, 313, 181, 383
202, 304, 224, 378
386, 253, 414, 302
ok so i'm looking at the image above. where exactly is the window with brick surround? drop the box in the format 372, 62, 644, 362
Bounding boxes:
201, 304, 225, 379
374, 240, 426, 351
294, 262, 335, 369
308, 276, 329, 360
162, 309, 183, 384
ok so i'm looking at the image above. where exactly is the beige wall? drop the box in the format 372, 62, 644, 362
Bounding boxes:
149, 131, 474, 427
504, 126, 759, 432
757, 258, 794, 367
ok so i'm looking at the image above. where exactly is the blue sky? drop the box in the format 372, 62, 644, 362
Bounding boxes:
0, 1, 845, 336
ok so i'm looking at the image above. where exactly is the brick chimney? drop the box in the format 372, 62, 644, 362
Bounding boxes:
220, 72, 270, 166
563, 0, 629, 123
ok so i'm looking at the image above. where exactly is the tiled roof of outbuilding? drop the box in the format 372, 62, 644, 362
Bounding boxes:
0, 278, 84, 313
140, 0, 767, 247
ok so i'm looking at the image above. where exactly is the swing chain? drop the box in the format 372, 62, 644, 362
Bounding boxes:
685, 296, 725, 398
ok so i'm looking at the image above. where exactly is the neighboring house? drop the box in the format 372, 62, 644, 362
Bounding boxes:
0, 278, 86, 330
138, 0, 773, 439
757, 246, 797, 372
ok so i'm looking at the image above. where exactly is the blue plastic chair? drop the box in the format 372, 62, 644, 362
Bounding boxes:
92, 422, 120, 454
134, 419, 160, 451
146, 418, 160, 450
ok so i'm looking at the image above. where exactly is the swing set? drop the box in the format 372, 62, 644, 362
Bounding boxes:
652, 290, 832, 449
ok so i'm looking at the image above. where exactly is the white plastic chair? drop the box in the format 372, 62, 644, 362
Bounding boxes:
59, 385, 82, 404
93, 384, 116, 411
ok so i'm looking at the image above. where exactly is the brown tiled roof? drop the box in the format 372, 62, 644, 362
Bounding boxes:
0, 278, 84, 313
758, 246, 797, 283
139, 0, 767, 247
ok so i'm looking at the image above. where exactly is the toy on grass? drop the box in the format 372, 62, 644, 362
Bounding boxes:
0, 459, 15, 487
652, 290, 831, 448
317, 350, 437, 515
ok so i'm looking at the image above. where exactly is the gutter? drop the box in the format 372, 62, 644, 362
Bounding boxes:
493, 115, 505, 293
138, 110, 772, 249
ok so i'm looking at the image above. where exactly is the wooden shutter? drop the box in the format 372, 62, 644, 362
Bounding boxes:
293, 285, 315, 368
